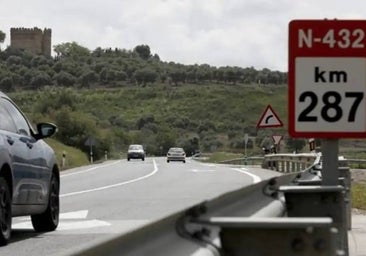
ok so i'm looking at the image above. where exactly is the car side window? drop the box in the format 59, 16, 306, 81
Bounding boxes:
0, 99, 17, 133
1, 98, 31, 136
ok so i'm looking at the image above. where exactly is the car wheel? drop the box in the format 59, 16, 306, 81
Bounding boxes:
167, 160, 169, 163
127, 158, 130, 161
31, 173, 59, 232
142, 158, 145, 161
183, 160, 186, 163
0, 177, 11, 246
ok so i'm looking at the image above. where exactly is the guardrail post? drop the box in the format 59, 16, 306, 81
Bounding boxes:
280, 185, 348, 255
285, 161, 290, 172
194, 217, 338, 256
297, 161, 301, 172
321, 139, 339, 185
338, 167, 351, 230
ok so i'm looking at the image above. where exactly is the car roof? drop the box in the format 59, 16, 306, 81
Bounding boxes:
129, 144, 143, 148
0, 91, 9, 99
169, 147, 184, 151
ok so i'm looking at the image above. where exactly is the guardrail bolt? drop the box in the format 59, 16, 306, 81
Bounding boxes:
291, 238, 305, 252
201, 228, 211, 237
313, 239, 327, 252
192, 228, 211, 239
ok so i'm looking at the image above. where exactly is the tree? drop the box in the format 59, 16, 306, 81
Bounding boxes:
54, 42, 90, 59
169, 69, 186, 86
0, 77, 13, 91
134, 68, 157, 86
133, 45, 151, 60
285, 137, 306, 153
54, 71, 76, 86
30, 55, 52, 67
6, 56, 22, 65
54, 107, 98, 149
30, 72, 52, 89
79, 70, 98, 88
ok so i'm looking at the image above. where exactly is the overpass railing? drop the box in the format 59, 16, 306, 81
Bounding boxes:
70, 153, 351, 256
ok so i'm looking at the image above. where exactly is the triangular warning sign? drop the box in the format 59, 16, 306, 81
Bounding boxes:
257, 105, 283, 128
272, 135, 283, 145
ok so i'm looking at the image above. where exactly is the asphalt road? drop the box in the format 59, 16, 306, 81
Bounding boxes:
0, 157, 281, 256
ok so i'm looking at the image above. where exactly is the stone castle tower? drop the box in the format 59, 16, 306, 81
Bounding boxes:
10, 27, 51, 56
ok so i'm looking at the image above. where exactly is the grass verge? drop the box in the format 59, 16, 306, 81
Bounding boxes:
45, 138, 90, 170
352, 183, 366, 210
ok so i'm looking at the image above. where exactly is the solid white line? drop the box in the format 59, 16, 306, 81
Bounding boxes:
191, 169, 215, 172
60, 159, 158, 198
232, 168, 262, 184
60, 210, 89, 219
61, 160, 122, 178
13, 219, 111, 230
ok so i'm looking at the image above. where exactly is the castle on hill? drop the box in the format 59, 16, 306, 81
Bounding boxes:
10, 27, 51, 56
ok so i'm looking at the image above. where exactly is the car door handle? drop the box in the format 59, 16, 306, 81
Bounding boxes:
19, 137, 34, 149
26, 142, 33, 149
6, 137, 14, 145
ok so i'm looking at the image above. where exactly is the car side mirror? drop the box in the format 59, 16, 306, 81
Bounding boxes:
35, 123, 58, 140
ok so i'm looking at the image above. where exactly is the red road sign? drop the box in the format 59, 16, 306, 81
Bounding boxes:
257, 105, 283, 128
289, 19, 366, 138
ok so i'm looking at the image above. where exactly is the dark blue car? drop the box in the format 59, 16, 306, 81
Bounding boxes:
0, 91, 59, 245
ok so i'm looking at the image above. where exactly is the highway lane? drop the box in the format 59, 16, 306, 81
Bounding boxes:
0, 157, 281, 256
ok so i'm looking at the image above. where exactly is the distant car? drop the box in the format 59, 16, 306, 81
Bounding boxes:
167, 147, 186, 163
0, 91, 59, 245
127, 144, 145, 161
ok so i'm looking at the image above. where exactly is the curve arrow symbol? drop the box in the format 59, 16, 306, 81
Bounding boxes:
265, 115, 274, 124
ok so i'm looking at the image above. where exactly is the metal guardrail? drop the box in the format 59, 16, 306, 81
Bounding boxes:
218, 156, 264, 166
217, 153, 320, 172
263, 153, 320, 172
70, 154, 352, 256
70, 173, 300, 256
344, 159, 366, 168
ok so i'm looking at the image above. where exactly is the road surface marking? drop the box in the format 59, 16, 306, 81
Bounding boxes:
60, 210, 88, 219
191, 169, 215, 172
61, 160, 122, 177
13, 210, 111, 230
198, 163, 216, 167
60, 159, 158, 197
15, 210, 89, 221
232, 168, 262, 183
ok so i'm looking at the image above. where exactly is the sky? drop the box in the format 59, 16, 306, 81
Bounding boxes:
0, 0, 365, 71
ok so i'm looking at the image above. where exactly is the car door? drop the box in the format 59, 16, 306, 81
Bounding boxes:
0, 97, 49, 205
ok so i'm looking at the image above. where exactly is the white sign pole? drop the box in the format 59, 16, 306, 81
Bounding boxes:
244, 134, 248, 156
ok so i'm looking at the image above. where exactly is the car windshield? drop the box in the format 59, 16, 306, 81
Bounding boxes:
129, 145, 142, 150
169, 148, 183, 153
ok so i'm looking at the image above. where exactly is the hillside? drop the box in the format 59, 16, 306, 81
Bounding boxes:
1, 42, 365, 161
7, 83, 366, 162
8, 84, 290, 159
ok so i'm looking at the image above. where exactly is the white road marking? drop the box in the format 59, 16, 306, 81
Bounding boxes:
15, 210, 89, 222
60, 210, 88, 219
232, 168, 262, 184
60, 159, 158, 197
13, 220, 111, 230
61, 160, 122, 178
191, 169, 216, 172
13, 210, 111, 230
198, 163, 216, 167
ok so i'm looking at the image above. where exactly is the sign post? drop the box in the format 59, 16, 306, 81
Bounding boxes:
85, 137, 97, 164
288, 19, 366, 254
244, 133, 249, 156
289, 19, 366, 185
